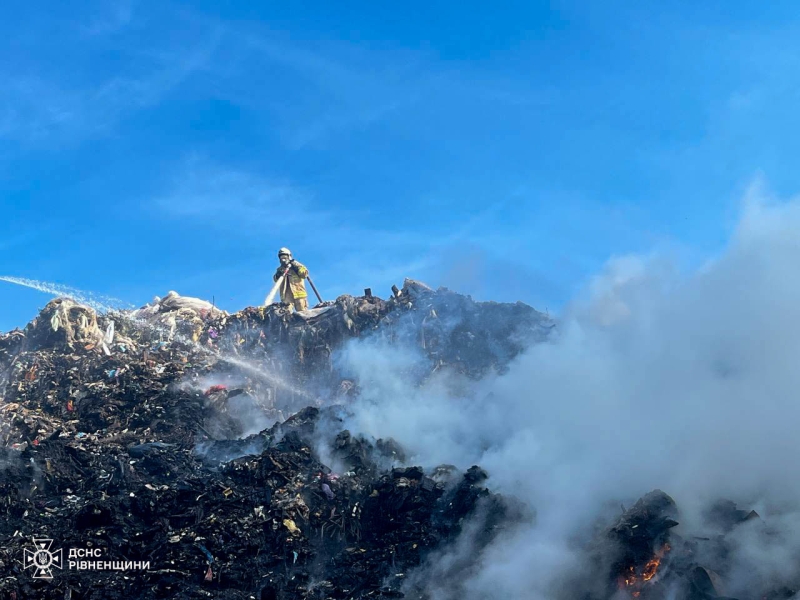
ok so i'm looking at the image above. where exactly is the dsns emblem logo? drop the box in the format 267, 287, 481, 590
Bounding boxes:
24, 538, 63, 579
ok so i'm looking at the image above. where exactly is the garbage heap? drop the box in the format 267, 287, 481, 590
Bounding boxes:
0, 285, 793, 600
0, 283, 549, 600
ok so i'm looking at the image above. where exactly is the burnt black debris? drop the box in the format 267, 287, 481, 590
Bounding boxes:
563, 488, 795, 600
0, 284, 791, 599
0, 283, 547, 599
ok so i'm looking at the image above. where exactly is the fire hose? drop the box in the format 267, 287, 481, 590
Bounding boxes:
306, 275, 323, 304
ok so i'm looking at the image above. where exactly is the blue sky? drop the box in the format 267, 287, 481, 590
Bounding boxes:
2, 1, 799, 331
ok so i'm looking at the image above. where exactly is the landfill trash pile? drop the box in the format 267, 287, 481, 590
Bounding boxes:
0, 282, 792, 599
0, 282, 547, 599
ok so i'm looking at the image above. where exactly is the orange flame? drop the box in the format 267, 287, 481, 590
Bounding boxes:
618, 544, 671, 594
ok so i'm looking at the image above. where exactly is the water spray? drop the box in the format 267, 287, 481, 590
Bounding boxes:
264, 270, 288, 306
0, 275, 310, 398
0, 275, 134, 312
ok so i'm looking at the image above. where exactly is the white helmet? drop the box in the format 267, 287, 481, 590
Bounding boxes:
278, 247, 292, 258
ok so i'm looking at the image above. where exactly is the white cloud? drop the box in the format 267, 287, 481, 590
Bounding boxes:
152, 155, 333, 233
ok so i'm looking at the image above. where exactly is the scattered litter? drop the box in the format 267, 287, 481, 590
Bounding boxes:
104, 321, 115, 345
321, 483, 335, 500
283, 519, 300, 535
196, 543, 214, 564
0, 286, 762, 600
204, 384, 227, 396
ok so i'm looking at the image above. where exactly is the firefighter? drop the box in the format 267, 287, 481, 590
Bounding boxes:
273, 247, 309, 311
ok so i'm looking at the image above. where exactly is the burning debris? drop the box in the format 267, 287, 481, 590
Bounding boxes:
557, 489, 796, 600
0, 282, 794, 599
610, 490, 678, 594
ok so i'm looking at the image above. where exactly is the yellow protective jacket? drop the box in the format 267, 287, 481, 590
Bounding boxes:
274, 261, 309, 302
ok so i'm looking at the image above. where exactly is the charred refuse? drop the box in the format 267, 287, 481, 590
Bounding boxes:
0, 282, 793, 599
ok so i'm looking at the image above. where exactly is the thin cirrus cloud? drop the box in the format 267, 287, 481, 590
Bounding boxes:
0, 15, 221, 144
156, 159, 304, 213
219, 28, 552, 151
151, 156, 337, 235
1, 4, 551, 154
78, 0, 135, 37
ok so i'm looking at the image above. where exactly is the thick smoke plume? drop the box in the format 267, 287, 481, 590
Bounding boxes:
333, 188, 800, 598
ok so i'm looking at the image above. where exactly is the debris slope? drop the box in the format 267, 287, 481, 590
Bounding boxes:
0, 282, 791, 599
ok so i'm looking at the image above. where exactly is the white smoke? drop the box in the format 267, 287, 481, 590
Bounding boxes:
333, 187, 800, 598
179, 373, 276, 440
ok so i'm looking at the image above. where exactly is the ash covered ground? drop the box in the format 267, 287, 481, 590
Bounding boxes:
0, 271, 798, 599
